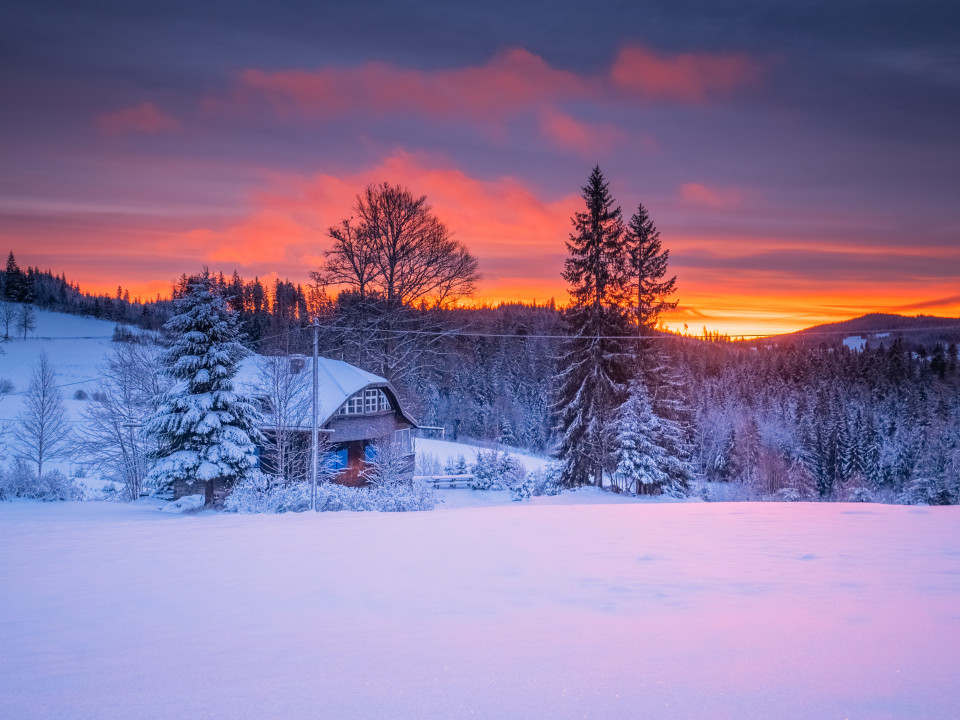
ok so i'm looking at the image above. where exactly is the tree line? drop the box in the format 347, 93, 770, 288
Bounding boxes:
3, 172, 959, 505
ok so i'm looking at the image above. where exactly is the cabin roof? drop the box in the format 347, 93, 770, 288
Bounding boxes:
233, 354, 417, 428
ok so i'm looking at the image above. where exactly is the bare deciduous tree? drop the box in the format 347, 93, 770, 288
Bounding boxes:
17, 351, 71, 476
316, 182, 480, 309
16, 303, 36, 340
313, 183, 477, 390
0, 301, 17, 340
255, 354, 312, 483
362, 437, 414, 488
74, 343, 169, 500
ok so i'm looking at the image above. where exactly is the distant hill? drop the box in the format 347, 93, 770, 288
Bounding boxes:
756, 313, 960, 350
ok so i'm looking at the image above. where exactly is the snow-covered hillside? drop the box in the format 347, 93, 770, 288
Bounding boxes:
1, 500, 958, 718
0, 309, 116, 426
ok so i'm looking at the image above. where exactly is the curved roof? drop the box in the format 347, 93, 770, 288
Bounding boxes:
234, 354, 417, 427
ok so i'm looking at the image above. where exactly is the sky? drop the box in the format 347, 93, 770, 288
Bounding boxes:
1, 0, 958, 336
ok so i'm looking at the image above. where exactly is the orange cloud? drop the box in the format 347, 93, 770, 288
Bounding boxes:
96, 102, 180, 136
680, 182, 744, 208
538, 109, 626, 155
167, 152, 580, 301
225, 44, 763, 127
235, 49, 589, 121
611, 46, 762, 102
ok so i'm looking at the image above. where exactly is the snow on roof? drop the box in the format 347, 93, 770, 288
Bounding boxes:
233, 355, 399, 425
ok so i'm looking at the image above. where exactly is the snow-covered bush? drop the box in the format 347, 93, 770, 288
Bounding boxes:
159, 494, 206, 513
370, 481, 438, 512
847, 487, 874, 503
315, 482, 374, 512
224, 473, 438, 513
900, 474, 956, 506
0, 460, 81, 501
471, 449, 526, 491
511, 463, 563, 501
223, 471, 311, 513
511, 474, 535, 501
443, 454, 469, 475
772, 487, 802, 502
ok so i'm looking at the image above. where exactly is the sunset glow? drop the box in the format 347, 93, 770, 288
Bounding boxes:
2, 2, 957, 336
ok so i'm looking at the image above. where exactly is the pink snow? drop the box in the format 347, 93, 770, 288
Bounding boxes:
1, 500, 958, 718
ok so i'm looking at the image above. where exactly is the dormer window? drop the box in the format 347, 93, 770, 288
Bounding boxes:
337, 387, 391, 415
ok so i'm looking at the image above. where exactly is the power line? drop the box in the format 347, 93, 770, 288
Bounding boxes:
243, 321, 960, 343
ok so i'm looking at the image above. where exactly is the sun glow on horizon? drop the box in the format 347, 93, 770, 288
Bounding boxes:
57, 271, 960, 340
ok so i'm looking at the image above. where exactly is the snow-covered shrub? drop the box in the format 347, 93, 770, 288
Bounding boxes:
224, 472, 311, 514
511, 474, 535, 501
87, 481, 124, 502
0, 459, 81, 501
370, 481, 438, 512
900, 474, 956, 506
511, 463, 562, 501
315, 482, 373, 512
224, 472, 438, 513
471, 449, 526, 491
772, 487, 802, 502
443, 454, 468, 475
847, 487, 874, 503
159, 494, 205, 513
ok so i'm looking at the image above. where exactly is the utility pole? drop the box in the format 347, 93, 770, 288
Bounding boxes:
311, 317, 319, 512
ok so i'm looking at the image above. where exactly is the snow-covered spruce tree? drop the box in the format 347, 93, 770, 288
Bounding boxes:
554, 166, 631, 487
620, 201, 693, 496
145, 270, 263, 505
613, 381, 668, 494
621, 202, 677, 373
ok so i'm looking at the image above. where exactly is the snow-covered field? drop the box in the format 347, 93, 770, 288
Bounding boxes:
0, 310, 115, 425
2, 499, 958, 719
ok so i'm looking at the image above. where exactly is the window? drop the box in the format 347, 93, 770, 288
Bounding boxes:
337, 388, 391, 415
329, 448, 348, 470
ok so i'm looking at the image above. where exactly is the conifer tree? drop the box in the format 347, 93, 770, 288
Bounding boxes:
613, 381, 667, 493
4, 251, 26, 302
145, 270, 263, 504
622, 203, 677, 367
554, 167, 630, 487
622, 202, 693, 494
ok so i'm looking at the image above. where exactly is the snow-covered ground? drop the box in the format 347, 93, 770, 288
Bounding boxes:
2, 499, 958, 719
0, 309, 115, 425
416, 436, 552, 472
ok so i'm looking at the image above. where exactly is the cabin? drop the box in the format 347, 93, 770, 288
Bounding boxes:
235, 354, 418, 487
